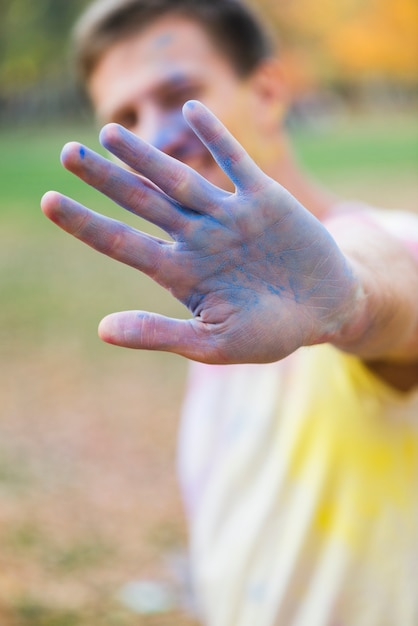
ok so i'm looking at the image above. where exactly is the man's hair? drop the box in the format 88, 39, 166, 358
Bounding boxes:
73, 0, 276, 85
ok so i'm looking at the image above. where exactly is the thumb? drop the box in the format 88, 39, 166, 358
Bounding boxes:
98, 311, 214, 361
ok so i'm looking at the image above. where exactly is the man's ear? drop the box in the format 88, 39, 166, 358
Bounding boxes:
249, 58, 288, 132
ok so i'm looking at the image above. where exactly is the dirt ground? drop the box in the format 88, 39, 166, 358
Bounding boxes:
1, 334, 199, 625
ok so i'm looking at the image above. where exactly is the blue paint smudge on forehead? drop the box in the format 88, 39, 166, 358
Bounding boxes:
79, 146, 86, 160
154, 33, 176, 48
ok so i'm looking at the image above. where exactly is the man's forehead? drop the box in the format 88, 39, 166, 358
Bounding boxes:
91, 55, 205, 122
135, 14, 220, 60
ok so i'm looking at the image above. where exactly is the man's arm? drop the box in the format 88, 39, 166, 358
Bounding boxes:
324, 212, 418, 361
41, 101, 418, 366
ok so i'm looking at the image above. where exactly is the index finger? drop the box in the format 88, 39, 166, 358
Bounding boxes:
182, 100, 265, 192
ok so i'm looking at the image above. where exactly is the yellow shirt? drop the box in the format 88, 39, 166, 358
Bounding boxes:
179, 347, 418, 625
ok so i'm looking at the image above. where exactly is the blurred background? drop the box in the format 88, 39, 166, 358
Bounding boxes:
0, 0, 417, 624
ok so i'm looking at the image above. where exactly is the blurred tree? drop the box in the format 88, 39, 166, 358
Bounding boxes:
0, 0, 90, 92
261, 0, 418, 90
326, 0, 418, 83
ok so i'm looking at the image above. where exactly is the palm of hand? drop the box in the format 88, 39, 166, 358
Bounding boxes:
41, 101, 357, 363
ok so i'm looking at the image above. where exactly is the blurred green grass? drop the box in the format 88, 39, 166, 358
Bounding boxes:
1, 124, 109, 223
291, 113, 418, 177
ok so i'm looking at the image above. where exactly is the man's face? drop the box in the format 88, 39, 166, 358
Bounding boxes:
88, 14, 268, 192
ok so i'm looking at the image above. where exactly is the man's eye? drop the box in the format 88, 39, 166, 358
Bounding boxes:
164, 87, 202, 108
115, 110, 138, 130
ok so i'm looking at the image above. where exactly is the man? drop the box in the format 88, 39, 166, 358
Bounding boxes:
41, 0, 418, 624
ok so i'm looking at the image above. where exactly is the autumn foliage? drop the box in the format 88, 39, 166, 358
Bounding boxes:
258, 0, 418, 91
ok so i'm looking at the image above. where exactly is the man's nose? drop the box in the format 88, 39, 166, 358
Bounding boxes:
137, 108, 191, 157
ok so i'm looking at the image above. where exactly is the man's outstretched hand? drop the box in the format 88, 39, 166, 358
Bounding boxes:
41, 101, 360, 364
